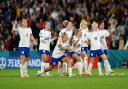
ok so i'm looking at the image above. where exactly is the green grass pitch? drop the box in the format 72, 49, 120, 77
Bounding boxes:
0, 69, 128, 89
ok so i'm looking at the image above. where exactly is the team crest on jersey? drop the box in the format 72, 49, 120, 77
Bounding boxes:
84, 34, 87, 37
25, 33, 29, 37
94, 37, 97, 40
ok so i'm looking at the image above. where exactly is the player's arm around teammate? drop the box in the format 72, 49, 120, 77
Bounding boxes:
37, 32, 73, 77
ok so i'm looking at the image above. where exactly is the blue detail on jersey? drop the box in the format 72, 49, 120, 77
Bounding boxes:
25, 33, 29, 37
94, 37, 97, 40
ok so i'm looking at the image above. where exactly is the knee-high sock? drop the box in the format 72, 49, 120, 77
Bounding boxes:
68, 68, 72, 77
41, 62, 45, 72
83, 57, 88, 73
98, 62, 102, 75
104, 60, 110, 75
77, 62, 82, 75
57, 62, 62, 74
108, 62, 112, 72
20, 63, 25, 76
88, 63, 93, 75
24, 61, 29, 76
45, 63, 50, 75
63, 62, 68, 74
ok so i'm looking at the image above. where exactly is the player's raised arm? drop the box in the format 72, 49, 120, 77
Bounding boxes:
12, 23, 18, 32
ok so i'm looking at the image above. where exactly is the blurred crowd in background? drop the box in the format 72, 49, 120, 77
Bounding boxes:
0, 0, 128, 51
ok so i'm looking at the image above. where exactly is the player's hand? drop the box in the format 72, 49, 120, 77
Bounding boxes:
52, 36, 57, 41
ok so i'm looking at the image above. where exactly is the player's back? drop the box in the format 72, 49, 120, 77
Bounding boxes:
52, 38, 68, 58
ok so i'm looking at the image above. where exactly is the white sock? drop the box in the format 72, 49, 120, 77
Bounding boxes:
83, 57, 88, 73
108, 62, 112, 72
41, 62, 45, 73
104, 60, 110, 75
20, 64, 24, 77
88, 63, 93, 75
24, 61, 29, 76
63, 62, 68, 74
77, 62, 82, 75
68, 68, 72, 77
98, 62, 103, 75
81, 59, 84, 69
57, 62, 62, 74
45, 63, 50, 75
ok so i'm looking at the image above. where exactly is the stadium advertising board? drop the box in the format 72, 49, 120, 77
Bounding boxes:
0, 56, 41, 69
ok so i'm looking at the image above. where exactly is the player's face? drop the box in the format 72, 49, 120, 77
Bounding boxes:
67, 22, 73, 31
99, 23, 104, 29
45, 22, 51, 30
80, 20, 87, 29
62, 34, 69, 42
92, 22, 98, 31
21, 19, 28, 27
76, 30, 82, 37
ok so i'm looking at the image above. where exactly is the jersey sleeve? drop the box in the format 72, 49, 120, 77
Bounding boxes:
49, 32, 52, 39
59, 29, 65, 36
59, 30, 63, 36
87, 32, 91, 39
29, 28, 32, 35
104, 30, 110, 37
39, 30, 45, 41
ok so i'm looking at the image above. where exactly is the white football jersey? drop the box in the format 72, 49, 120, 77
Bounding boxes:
72, 35, 82, 52
52, 39, 69, 58
18, 27, 32, 47
39, 29, 51, 51
59, 28, 73, 41
98, 29, 110, 49
88, 31, 102, 50
81, 28, 89, 47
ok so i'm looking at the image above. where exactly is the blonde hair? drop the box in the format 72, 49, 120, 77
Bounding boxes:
80, 19, 87, 29
63, 20, 70, 28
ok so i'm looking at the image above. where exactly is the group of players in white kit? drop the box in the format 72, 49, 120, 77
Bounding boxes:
12, 18, 113, 78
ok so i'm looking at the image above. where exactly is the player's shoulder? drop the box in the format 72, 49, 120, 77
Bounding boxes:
87, 31, 92, 36
73, 35, 79, 40
27, 27, 32, 33
59, 28, 66, 35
